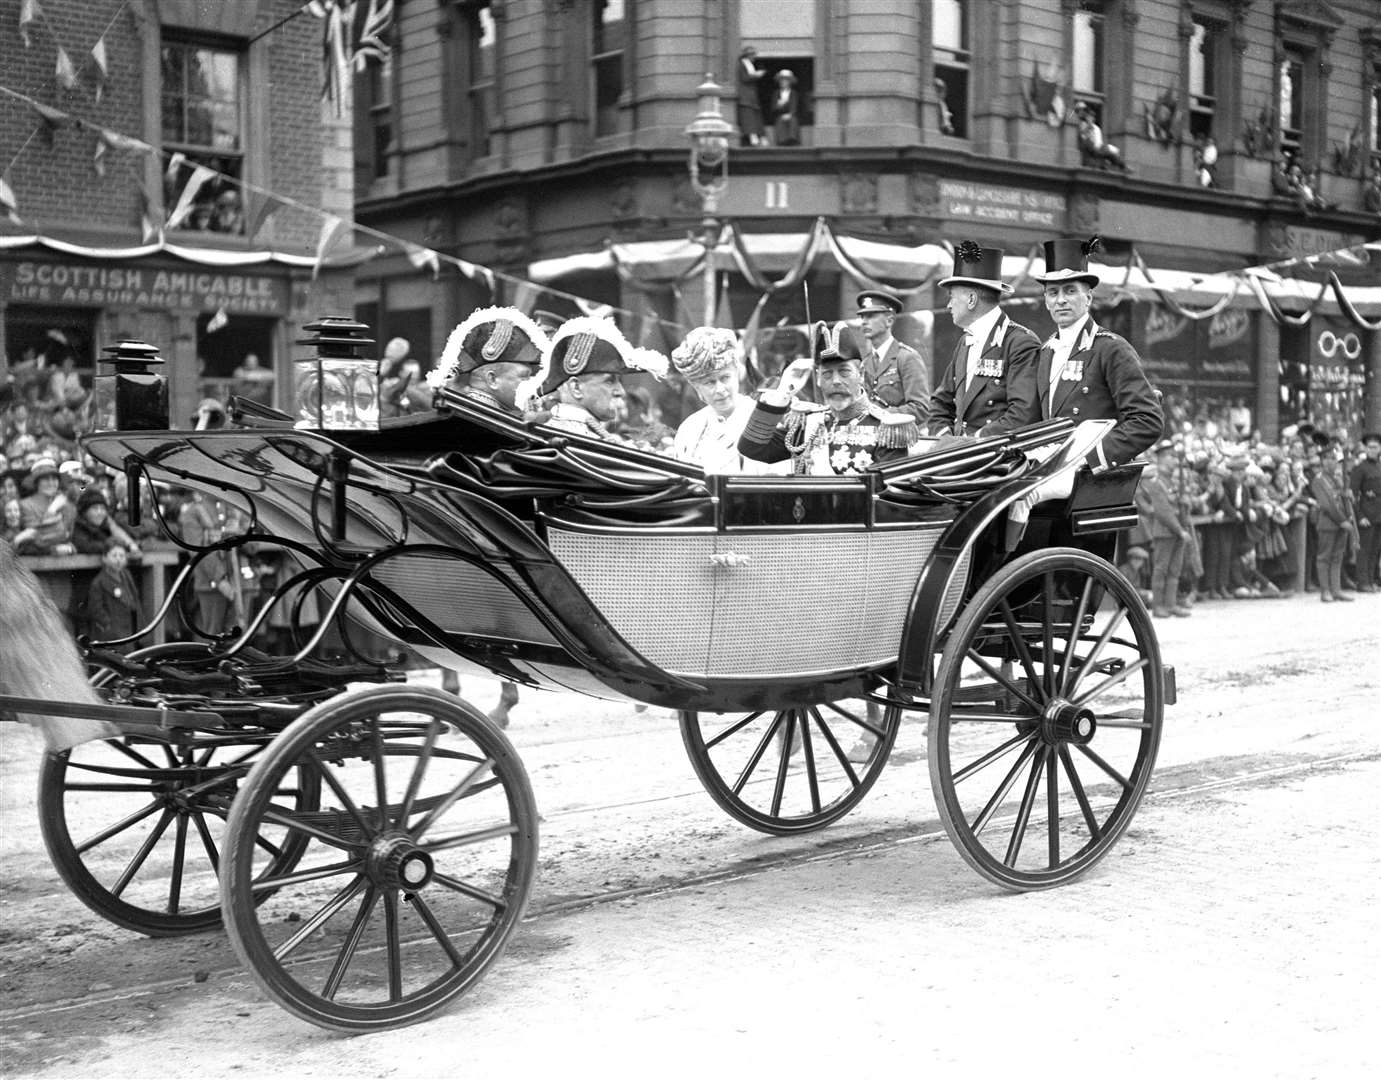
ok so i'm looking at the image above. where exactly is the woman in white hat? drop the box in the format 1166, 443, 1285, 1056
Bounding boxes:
670, 327, 785, 475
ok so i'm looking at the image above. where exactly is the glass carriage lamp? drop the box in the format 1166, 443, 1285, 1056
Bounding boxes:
92, 340, 168, 432
294, 316, 378, 430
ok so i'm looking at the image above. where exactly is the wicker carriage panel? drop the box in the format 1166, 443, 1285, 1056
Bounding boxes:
545, 530, 717, 673
366, 554, 558, 644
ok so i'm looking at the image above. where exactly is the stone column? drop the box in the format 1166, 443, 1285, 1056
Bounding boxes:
1256, 313, 1280, 442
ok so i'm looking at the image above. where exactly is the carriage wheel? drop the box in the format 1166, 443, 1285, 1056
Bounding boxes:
679, 698, 902, 835
221, 685, 538, 1032
929, 548, 1164, 891
38, 643, 319, 937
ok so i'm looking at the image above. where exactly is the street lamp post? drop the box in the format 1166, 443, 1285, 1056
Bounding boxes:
684, 75, 736, 328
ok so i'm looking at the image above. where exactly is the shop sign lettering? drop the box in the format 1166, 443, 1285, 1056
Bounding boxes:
939, 181, 1065, 228
4, 259, 287, 314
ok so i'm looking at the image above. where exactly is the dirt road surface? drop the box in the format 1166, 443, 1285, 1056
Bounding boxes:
2, 592, 1378, 1080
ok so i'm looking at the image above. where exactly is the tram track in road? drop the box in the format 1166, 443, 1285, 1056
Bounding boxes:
1, 745, 1373, 1029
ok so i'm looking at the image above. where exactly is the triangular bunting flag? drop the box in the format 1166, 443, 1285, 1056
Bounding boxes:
243, 189, 283, 240
405, 243, 441, 278
19, 0, 41, 48
165, 164, 216, 229
99, 127, 152, 154
55, 46, 77, 91
1, 178, 23, 225
91, 37, 108, 102
312, 213, 351, 278
27, 98, 66, 147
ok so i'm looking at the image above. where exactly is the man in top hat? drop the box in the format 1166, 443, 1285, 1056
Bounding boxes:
535, 317, 668, 440
427, 306, 549, 417
739, 321, 920, 475
927, 241, 1041, 438
856, 290, 930, 424
1033, 236, 1162, 470
670, 326, 786, 475
1349, 430, 1381, 592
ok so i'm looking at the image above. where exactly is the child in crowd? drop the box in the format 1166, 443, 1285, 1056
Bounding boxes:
84, 541, 143, 649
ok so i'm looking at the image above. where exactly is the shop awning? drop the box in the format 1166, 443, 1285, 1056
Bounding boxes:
0, 233, 378, 269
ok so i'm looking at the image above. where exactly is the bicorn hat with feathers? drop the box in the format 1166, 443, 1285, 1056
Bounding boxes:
427, 306, 549, 389
812, 320, 865, 363
538, 317, 668, 397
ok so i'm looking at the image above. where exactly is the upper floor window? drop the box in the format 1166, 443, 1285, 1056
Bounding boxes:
1070, 2, 1106, 125
160, 37, 245, 235
592, 0, 625, 137
740, 0, 814, 146
365, 51, 393, 180
932, 0, 969, 138
1369, 61, 1381, 174
1187, 19, 1222, 142
469, 3, 495, 157
1277, 46, 1307, 158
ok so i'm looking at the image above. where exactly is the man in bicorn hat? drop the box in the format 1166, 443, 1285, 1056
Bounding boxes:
739, 321, 920, 476
535, 317, 668, 440
427, 306, 549, 417
1033, 236, 1162, 470
927, 241, 1041, 438
856, 290, 931, 423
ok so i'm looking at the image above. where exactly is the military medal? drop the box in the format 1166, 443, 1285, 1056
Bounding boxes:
1061, 360, 1083, 381
975, 355, 1003, 378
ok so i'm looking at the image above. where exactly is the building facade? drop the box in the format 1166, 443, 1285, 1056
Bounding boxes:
1, 0, 356, 426
356, 0, 1381, 440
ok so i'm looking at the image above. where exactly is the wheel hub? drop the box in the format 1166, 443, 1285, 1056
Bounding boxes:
1042, 700, 1096, 745
368, 833, 435, 891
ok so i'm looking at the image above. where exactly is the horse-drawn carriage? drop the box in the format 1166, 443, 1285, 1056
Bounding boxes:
2, 336, 1170, 1032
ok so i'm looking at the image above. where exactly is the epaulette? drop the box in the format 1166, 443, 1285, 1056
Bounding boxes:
1094, 328, 1127, 343
868, 404, 920, 448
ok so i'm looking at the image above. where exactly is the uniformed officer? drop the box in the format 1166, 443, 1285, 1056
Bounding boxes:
1034, 236, 1162, 470
534, 317, 668, 440
739, 320, 920, 475
1349, 431, 1381, 591
855, 290, 931, 422
426, 306, 549, 416
927, 241, 1041, 437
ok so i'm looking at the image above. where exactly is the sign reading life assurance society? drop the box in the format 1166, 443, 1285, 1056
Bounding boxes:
3, 257, 289, 316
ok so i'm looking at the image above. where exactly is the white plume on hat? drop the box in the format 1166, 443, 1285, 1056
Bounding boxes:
627, 347, 670, 380
428, 306, 550, 389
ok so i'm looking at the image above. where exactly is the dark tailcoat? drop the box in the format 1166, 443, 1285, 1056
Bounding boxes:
926, 312, 1040, 437
1035, 318, 1163, 469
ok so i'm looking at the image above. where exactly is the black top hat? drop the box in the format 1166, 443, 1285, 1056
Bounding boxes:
431, 307, 548, 388
856, 290, 903, 316
938, 241, 1013, 295
812, 321, 866, 363
1034, 236, 1102, 286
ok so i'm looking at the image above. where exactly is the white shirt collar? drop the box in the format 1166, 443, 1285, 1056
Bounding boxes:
964, 306, 1003, 351
871, 335, 894, 358
1055, 314, 1091, 350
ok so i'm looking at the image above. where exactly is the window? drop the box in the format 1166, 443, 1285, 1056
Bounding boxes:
161, 37, 245, 235
1277, 46, 1307, 158
1070, 2, 1106, 125
1367, 57, 1381, 175
932, 0, 969, 138
468, 3, 495, 157
592, 0, 625, 138
1187, 19, 1221, 142
366, 51, 393, 180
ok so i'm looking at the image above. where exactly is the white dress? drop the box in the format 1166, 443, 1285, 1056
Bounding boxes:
673, 395, 788, 475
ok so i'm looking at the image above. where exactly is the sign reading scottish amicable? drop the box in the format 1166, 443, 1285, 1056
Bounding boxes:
2, 257, 289, 315
938, 181, 1065, 229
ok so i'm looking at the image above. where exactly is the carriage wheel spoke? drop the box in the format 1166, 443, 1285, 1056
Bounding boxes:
1060, 745, 1101, 840
705, 711, 765, 751
432, 871, 505, 909
254, 857, 364, 891
996, 599, 1045, 704
259, 805, 359, 851
769, 713, 794, 818
370, 718, 390, 833
167, 812, 189, 913
1058, 577, 1096, 696
407, 891, 466, 968
307, 751, 376, 841
1074, 742, 1131, 791
951, 729, 1029, 784
110, 808, 175, 897
1046, 747, 1061, 868
1065, 606, 1128, 699
75, 799, 163, 854
807, 710, 862, 787
382, 888, 403, 1003
801, 708, 822, 814
730, 712, 784, 796
1071, 657, 1149, 709
396, 718, 442, 825
971, 740, 1039, 836
191, 809, 221, 873
966, 651, 1043, 713
1004, 746, 1046, 867
107, 740, 161, 771
322, 885, 380, 1000
423, 822, 518, 852
412, 759, 494, 840
819, 701, 884, 739
1041, 573, 1057, 697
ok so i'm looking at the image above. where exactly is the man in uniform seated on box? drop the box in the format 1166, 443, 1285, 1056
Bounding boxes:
533, 317, 668, 441
926, 241, 1041, 438
427, 306, 549, 418
738, 321, 921, 475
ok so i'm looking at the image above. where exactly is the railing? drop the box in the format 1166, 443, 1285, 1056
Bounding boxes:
17, 549, 181, 645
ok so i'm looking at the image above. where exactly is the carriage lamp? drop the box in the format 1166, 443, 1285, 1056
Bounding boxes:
92, 340, 168, 432
685, 75, 736, 327
293, 316, 379, 430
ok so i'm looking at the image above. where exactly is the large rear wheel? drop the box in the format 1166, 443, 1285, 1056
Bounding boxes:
929, 548, 1164, 891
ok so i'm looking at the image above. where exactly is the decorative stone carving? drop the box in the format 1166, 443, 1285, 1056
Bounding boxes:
839, 172, 877, 214
422, 214, 452, 248
909, 172, 940, 216
610, 182, 638, 219
1143, 88, 1180, 146
494, 197, 530, 262
1069, 191, 1100, 235
1262, 221, 1292, 258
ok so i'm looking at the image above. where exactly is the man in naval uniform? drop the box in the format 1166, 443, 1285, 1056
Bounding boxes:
856, 290, 931, 422
926, 241, 1041, 437
535, 317, 668, 440
1033, 236, 1162, 470
739, 320, 920, 475
426, 306, 548, 416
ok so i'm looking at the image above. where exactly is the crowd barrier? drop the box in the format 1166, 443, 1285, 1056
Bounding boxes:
19, 549, 180, 645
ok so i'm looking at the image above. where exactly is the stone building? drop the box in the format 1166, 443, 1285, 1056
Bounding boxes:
357, 0, 1381, 439
0, 0, 355, 425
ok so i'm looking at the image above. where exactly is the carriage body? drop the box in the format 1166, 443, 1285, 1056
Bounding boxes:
5, 389, 1169, 1032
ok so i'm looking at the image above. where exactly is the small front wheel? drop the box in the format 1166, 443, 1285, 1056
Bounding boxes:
221, 686, 538, 1032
